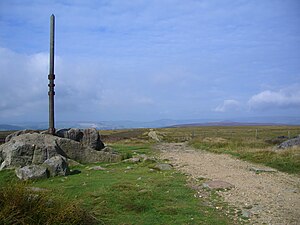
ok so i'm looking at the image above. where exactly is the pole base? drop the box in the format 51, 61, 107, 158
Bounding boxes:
48, 128, 56, 135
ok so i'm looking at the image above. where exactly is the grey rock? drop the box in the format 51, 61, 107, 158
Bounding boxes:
56, 128, 83, 142
250, 167, 277, 173
142, 156, 157, 163
277, 136, 300, 149
67, 159, 82, 167
203, 180, 234, 190
43, 156, 69, 177
148, 130, 161, 142
1, 133, 121, 170
55, 137, 120, 163
82, 128, 104, 150
0, 143, 35, 170
241, 210, 251, 219
15, 165, 49, 180
0, 133, 61, 170
153, 163, 173, 171
88, 166, 106, 171
123, 157, 141, 163
5, 129, 39, 143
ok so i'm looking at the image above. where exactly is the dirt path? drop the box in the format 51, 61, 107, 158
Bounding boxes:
158, 142, 300, 225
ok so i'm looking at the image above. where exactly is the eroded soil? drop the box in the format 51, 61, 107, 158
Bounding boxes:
158, 142, 300, 225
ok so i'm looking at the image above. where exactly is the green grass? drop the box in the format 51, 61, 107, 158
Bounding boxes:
0, 181, 97, 225
0, 144, 231, 225
185, 126, 300, 174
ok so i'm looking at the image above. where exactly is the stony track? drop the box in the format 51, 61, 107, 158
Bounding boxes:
158, 142, 300, 225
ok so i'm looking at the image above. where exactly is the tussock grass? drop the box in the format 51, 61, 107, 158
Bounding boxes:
186, 126, 300, 174
0, 182, 97, 225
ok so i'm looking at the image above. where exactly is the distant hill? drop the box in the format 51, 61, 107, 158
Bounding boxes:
168, 121, 288, 128
0, 118, 298, 131
0, 124, 24, 131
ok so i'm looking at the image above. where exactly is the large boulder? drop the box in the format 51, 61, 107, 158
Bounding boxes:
55, 137, 121, 163
81, 128, 104, 150
0, 133, 121, 170
15, 165, 49, 180
0, 133, 61, 170
43, 155, 69, 177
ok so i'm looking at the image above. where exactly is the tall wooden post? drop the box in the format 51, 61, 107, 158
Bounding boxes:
48, 14, 55, 134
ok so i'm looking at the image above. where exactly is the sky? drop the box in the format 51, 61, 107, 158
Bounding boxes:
0, 0, 300, 124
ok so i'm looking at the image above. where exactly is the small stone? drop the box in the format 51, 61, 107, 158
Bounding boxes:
123, 157, 140, 163
153, 163, 173, 171
249, 167, 277, 173
243, 204, 253, 209
88, 166, 106, 171
203, 180, 234, 191
241, 210, 251, 218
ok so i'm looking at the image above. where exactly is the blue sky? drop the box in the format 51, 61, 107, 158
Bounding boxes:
0, 0, 300, 123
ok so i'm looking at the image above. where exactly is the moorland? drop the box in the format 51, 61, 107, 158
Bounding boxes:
0, 125, 299, 224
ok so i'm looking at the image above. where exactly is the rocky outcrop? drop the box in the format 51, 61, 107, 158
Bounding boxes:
0, 133, 121, 171
277, 135, 300, 149
148, 130, 161, 142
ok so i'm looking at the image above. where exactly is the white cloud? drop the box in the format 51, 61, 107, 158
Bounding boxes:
214, 99, 240, 112
0, 47, 48, 119
248, 87, 300, 110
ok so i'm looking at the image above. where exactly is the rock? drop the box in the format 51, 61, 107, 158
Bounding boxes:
249, 167, 277, 173
88, 166, 106, 171
203, 180, 234, 190
0, 133, 121, 170
0, 143, 35, 170
56, 128, 83, 142
138, 154, 158, 163
5, 129, 39, 143
277, 136, 300, 149
123, 157, 141, 163
241, 210, 251, 219
82, 128, 105, 150
55, 137, 121, 163
153, 163, 173, 171
265, 136, 288, 145
43, 156, 69, 177
67, 159, 82, 167
0, 133, 61, 170
15, 165, 49, 180
56, 128, 105, 150
148, 130, 161, 142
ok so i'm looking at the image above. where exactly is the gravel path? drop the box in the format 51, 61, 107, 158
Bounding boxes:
158, 142, 300, 225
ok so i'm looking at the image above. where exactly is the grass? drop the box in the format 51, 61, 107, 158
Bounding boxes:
0, 144, 231, 225
1, 125, 299, 224
184, 126, 300, 174
0, 182, 97, 225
